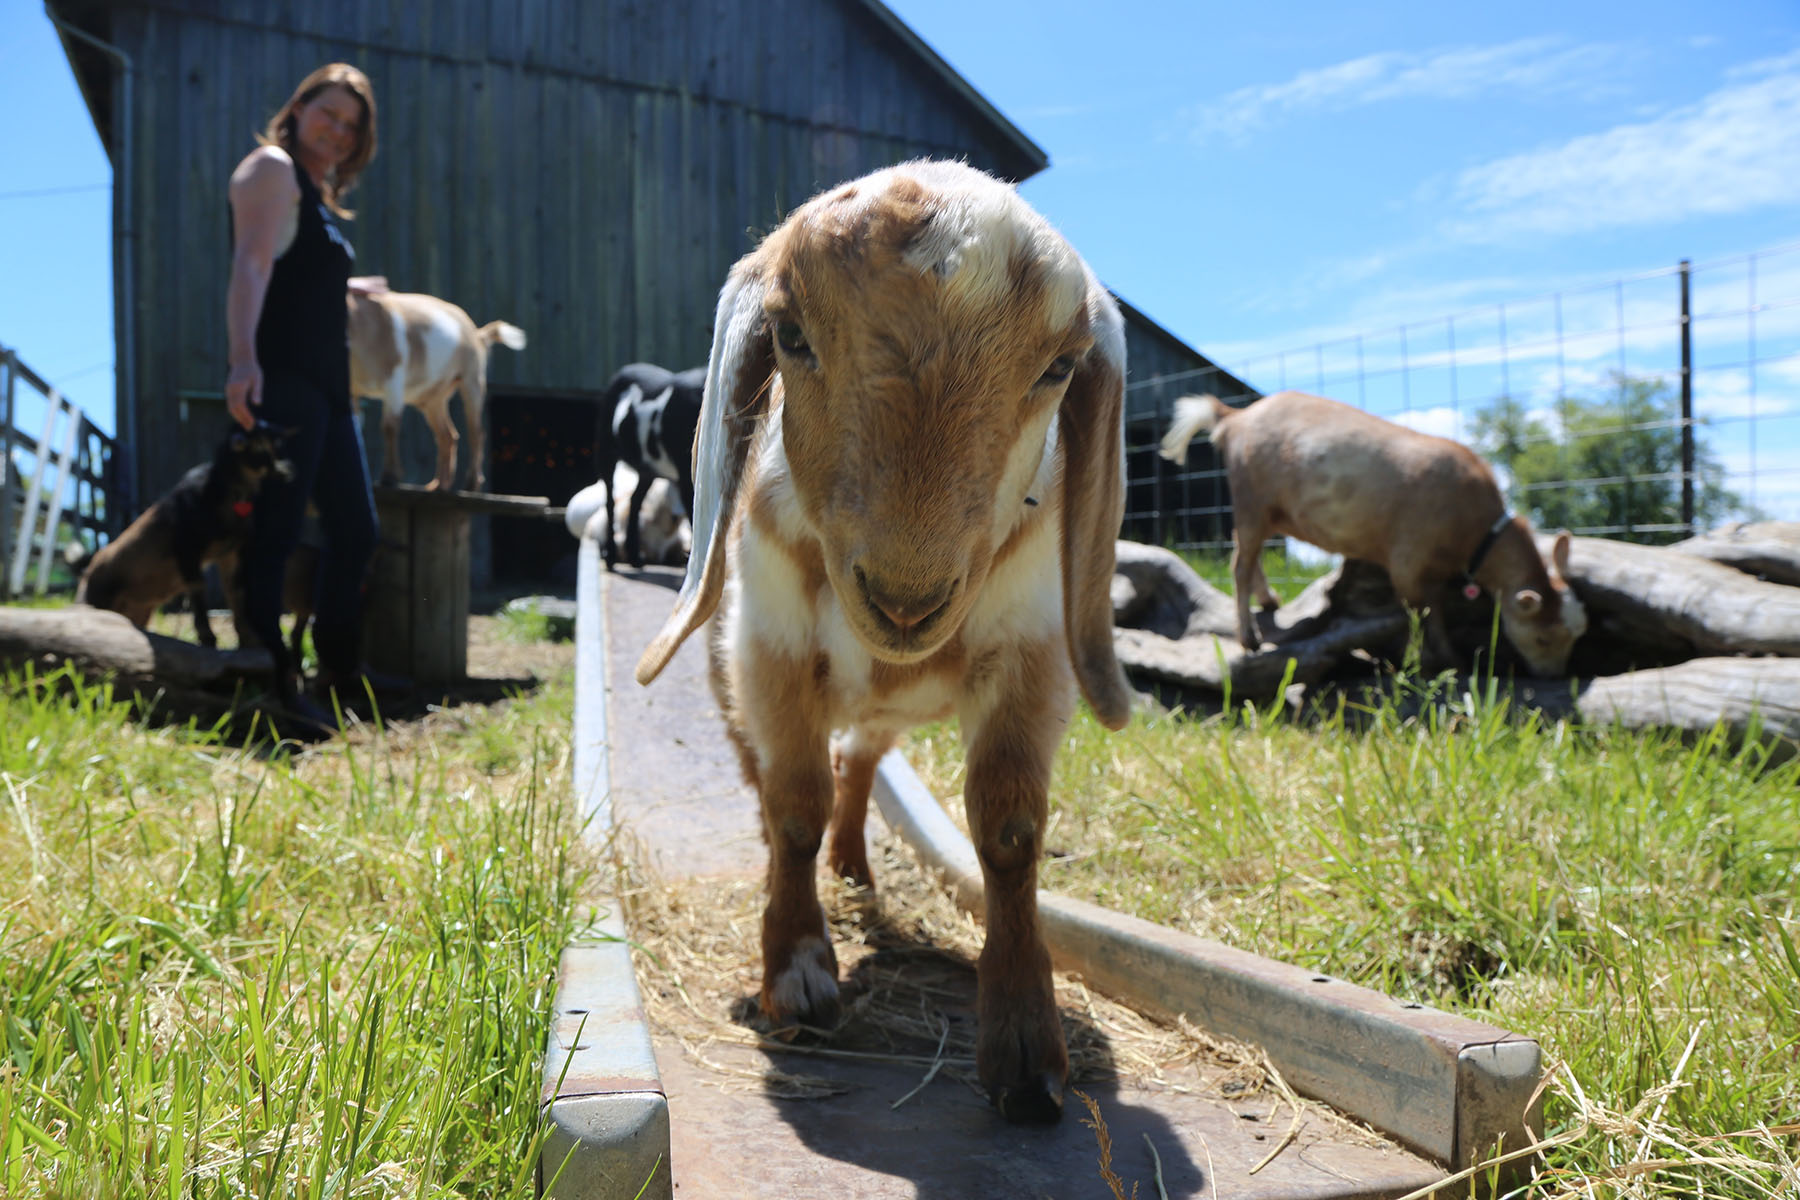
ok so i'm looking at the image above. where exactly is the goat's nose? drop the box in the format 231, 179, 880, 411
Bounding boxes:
854, 565, 957, 633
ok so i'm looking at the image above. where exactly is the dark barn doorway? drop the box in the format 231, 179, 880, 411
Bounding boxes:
488, 392, 600, 588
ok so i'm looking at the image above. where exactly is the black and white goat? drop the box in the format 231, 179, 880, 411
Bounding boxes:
593, 362, 703, 569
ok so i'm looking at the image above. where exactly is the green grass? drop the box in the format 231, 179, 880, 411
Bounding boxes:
907, 678, 1800, 1196
0, 662, 595, 1198
1176, 544, 1335, 603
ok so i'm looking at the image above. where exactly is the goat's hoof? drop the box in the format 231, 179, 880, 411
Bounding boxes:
978, 988, 1067, 1124
827, 846, 874, 890
991, 1074, 1065, 1125
762, 936, 840, 1030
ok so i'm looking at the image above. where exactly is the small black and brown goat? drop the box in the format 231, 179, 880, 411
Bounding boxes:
77, 422, 294, 645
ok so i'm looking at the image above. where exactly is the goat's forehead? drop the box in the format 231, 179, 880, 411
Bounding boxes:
784, 165, 1089, 334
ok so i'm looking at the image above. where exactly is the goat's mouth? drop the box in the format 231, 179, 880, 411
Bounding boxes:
842, 565, 964, 662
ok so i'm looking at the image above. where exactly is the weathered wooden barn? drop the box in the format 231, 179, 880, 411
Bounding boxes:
51, 0, 1247, 588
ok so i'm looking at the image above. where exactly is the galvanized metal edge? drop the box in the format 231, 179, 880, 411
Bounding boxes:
872, 749, 1542, 1180
538, 536, 672, 1200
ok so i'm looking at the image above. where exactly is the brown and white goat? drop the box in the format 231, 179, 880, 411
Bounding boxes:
1160, 390, 1588, 675
635, 160, 1133, 1123
347, 290, 526, 492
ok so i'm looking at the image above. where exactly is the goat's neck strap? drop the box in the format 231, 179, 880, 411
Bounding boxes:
1465, 512, 1513, 581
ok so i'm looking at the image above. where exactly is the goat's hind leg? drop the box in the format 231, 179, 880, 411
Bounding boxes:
1231, 526, 1282, 649
456, 364, 487, 491
827, 727, 894, 889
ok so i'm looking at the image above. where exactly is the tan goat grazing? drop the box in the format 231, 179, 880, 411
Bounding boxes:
347, 290, 526, 492
635, 159, 1133, 1124
1160, 390, 1588, 675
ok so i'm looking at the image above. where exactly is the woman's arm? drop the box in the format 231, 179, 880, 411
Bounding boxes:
225, 146, 300, 429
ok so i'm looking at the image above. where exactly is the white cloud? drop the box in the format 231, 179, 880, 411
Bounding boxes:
1725, 46, 1800, 80
1387, 404, 1463, 440
1187, 37, 1629, 143
1446, 55, 1800, 239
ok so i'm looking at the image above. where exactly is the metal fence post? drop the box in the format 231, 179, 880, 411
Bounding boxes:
0, 349, 13, 587
1678, 259, 1694, 535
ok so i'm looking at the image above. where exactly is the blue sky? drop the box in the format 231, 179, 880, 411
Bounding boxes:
4, 1, 1799, 514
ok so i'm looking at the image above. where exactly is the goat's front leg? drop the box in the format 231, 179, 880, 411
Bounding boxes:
419, 382, 461, 491
962, 642, 1073, 1124
596, 460, 620, 570
741, 648, 840, 1028
175, 542, 214, 647
1415, 584, 1463, 676
190, 581, 218, 647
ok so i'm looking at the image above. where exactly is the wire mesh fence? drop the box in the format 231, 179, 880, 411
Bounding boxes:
1136, 240, 1800, 554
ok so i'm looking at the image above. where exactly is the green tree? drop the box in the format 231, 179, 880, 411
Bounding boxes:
1470, 374, 1753, 544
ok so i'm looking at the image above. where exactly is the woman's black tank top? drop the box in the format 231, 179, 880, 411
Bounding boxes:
254, 158, 354, 405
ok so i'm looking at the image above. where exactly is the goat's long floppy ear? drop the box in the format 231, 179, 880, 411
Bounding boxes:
635, 260, 774, 684
1058, 285, 1133, 730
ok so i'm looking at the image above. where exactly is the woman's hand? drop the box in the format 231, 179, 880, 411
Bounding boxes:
225, 360, 264, 430
348, 275, 390, 296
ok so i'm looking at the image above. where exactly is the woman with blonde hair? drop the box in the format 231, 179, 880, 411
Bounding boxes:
225, 62, 398, 727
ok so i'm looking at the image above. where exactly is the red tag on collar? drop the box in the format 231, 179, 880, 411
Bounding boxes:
1462, 581, 1482, 600
232, 500, 254, 518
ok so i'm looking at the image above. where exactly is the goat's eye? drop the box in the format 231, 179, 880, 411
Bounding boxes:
774, 320, 811, 358
1038, 355, 1076, 386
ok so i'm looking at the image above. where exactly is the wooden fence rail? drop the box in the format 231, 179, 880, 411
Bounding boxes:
0, 346, 118, 597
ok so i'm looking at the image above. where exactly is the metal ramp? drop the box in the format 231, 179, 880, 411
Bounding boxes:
541, 538, 1540, 1198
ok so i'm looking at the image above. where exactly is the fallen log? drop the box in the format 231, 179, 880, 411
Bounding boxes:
1668, 521, 1800, 588
1110, 541, 1238, 641
1115, 611, 1409, 705
1523, 657, 1800, 763
1545, 535, 1800, 669
0, 603, 277, 726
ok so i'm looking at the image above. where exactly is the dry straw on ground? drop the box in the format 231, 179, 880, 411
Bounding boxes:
618, 826, 1387, 1157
